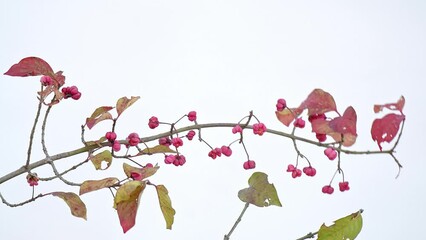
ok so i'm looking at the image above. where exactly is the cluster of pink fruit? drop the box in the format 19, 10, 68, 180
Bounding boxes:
40, 75, 82, 100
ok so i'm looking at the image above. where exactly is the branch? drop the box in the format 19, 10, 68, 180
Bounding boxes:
0, 192, 47, 207
224, 202, 250, 240
295, 231, 318, 240
0, 123, 398, 185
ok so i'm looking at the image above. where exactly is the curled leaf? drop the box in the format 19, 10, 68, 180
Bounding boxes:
90, 150, 112, 170
4, 57, 54, 77
318, 210, 363, 240
123, 163, 160, 180
238, 172, 282, 207
156, 185, 175, 229
79, 177, 119, 195
85, 106, 114, 129
51, 192, 87, 220
374, 96, 405, 114
116, 96, 140, 117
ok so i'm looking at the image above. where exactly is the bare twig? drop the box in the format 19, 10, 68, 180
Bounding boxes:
25, 85, 44, 170
0, 192, 46, 207
224, 202, 250, 240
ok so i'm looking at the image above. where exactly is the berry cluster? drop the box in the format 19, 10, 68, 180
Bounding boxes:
61, 86, 81, 100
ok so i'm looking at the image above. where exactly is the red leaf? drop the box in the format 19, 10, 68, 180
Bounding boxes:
312, 107, 358, 147
374, 96, 405, 114
117, 200, 138, 233
371, 113, 405, 151
85, 106, 114, 129
4, 57, 54, 77
298, 89, 337, 116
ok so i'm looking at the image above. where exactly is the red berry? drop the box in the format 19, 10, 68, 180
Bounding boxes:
291, 168, 302, 178
316, 133, 327, 142
293, 118, 306, 128
40, 76, 53, 86
221, 146, 232, 157
322, 185, 334, 194
303, 166, 317, 177
243, 160, 256, 170
112, 140, 121, 151
148, 116, 160, 129
186, 130, 196, 140
105, 131, 117, 142
308, 113, 326, 123
145, 163, 153, 168
232, 125, 243, 134
126, 133, 140, 146
188, 111, 197, 121
339, 181, 350, 192
171, 137, 183, 148
286, 164, 295, 172
62, 86, 81, 100
164, 155, 176, 164
253, 123, 267, 136
26, 173, 39, 187
276, 98, 287, 111
159, 137, 171, 146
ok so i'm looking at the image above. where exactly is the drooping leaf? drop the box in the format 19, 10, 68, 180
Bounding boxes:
85, 106, 114, 129
371, 113, 405, 151
374, 96, 405, 114
275, 108, 303, 127
4, 57, 54, 77
298, 89, 337, 116
51, 192, 87, 220
318, 210, 363, 240
114, 181, 146, 233
311, 106, 358, 147
238, 172, 282, 207
123, 163, 160, 180
156, 185, 175, 229
116, 96, 140, 117
90, 150, 112, 170
79, 177, 119, 195
138, 145, 176, 155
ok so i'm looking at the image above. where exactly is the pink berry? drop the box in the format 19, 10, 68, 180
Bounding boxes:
232, 125, 243, 134
253, 123, 267, 136
26, 173, 39, 187
105, 131, 117, 142
164, 155, 176, 164
188, 111, 197, 121
177, 155, 186, 166
286, 164, 295, 172
339, 181, 350, 192
62, 86, 81, 100
112, 140, 121, 151
324, 147, 337, 160
145, 163, 153, 168
322, 185, 334, 194
291, 168, 302, 178
293, 118, 305, 128
276, 98, 287, 111
186, 130, 196, 140
221, 146, 232, 157
208, 148, 222, 159
40, 75, 53, 86
148, 116, 160, 129
130, 172, 142, 181
316, 133, 327, 142
126, 133, 140, 146
171, 137, 183, 148
308, 113, 326, 123
243, 160, 256, 170
303, 166, 317, 177
159, 137, 171, 146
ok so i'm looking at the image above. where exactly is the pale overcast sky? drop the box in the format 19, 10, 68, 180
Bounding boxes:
1, 1, 425, 239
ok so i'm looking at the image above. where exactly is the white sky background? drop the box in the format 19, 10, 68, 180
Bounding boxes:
0, 0, 425, 239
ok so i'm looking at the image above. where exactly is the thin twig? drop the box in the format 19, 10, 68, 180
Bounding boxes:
25, 85, 44, 170
295, 231, 318, 240
0, 192, 46, 207
224, 202, 250, 240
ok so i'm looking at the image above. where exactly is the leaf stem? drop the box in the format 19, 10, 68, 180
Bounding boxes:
224, 202, 250, 240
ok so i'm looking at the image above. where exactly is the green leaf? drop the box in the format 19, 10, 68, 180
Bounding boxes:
156, 185, 175, 230
51, 192, 87, 220
114, 181, 146, 233
79, 177, 119, 195
318, 209, 363, 240
90, 150, 112, 170
116, 96, 140, 117
123, 163, 160, 180
138, 145, 176, 155
238, 172, 282, 207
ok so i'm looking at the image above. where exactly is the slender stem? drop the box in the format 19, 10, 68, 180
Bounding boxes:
224, 202, 250, 240
0, 122, 399, 185
295, 231, 318, 240
25, 85, 44, 170
0, 192, 46, 207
